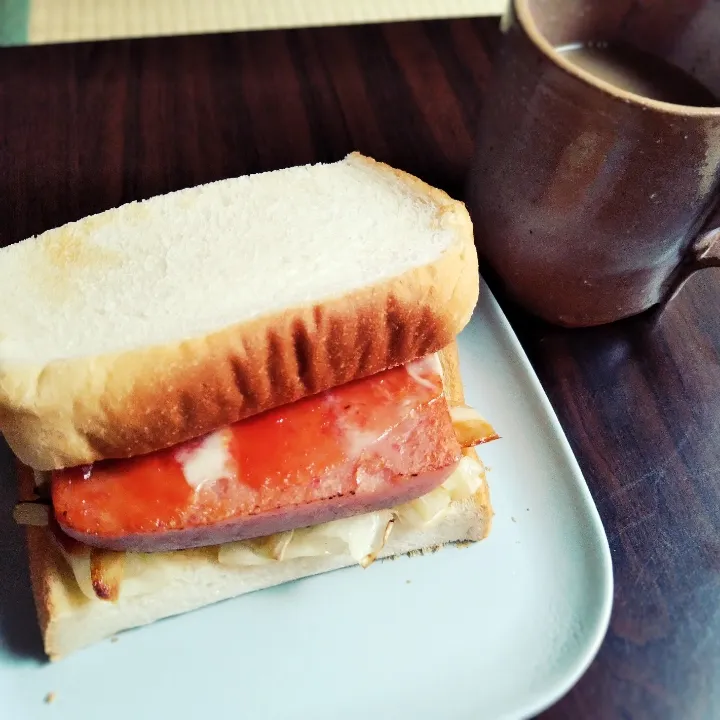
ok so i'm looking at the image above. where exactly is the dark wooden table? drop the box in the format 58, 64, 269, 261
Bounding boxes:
1, 17, 718, 720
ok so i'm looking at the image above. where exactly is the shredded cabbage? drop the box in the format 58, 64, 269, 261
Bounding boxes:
219, 511, 395, 569
59, 545, 96, 599
220, 457, 484, 570
442, 456, 485, 501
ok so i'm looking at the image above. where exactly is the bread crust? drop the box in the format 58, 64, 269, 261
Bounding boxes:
0, 154, 478, 471
18, 343, 493, 660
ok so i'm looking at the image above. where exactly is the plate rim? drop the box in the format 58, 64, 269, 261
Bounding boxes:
475, 286, 614, 719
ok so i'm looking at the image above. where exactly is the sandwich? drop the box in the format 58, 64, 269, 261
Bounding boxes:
0, 152, 498, 660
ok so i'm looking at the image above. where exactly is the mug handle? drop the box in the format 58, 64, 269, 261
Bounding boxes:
692, 221, 720, 269
681, 201, 720, 272
693, 197, 720, 267
664, 204, 720, 304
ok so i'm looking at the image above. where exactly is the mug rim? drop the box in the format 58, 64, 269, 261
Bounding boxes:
514, 0, 720, 117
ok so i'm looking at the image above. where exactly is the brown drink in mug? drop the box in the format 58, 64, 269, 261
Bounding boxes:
466, 0, 720, 327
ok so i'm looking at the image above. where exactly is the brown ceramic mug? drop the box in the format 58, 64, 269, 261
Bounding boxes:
466, 0, 720, 327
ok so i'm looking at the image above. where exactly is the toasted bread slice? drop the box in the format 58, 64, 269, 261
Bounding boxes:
0, 153, 478, 470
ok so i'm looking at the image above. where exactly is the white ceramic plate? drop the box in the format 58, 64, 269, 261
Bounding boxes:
0, 287, 613, 720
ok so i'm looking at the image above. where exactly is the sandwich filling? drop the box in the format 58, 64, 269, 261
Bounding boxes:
47, 454, 488, 603
20, 353, 498, 603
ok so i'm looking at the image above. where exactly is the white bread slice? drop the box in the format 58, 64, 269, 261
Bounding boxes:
0, 153, 478, 471
19, 344, 494, 660
27, 482, 490, 661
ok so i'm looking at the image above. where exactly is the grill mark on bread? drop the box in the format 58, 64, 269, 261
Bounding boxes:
292, 318, 315, 394
177, 385, 204, 435
355, 310, 376, 375
228, 352, 260, 417
385, 295, 407, 364
417, 304, 442, 356
267, 329, 295, 401
325, 311, 351, 384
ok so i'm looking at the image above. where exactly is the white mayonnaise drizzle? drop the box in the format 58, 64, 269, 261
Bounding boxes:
175, 430, 234, 491
404, 354, 443, 392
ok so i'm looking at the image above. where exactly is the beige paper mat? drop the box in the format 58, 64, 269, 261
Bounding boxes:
25, 0, 506, 45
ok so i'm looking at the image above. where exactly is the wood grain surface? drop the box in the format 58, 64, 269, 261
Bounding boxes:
0, 17, 718, 720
